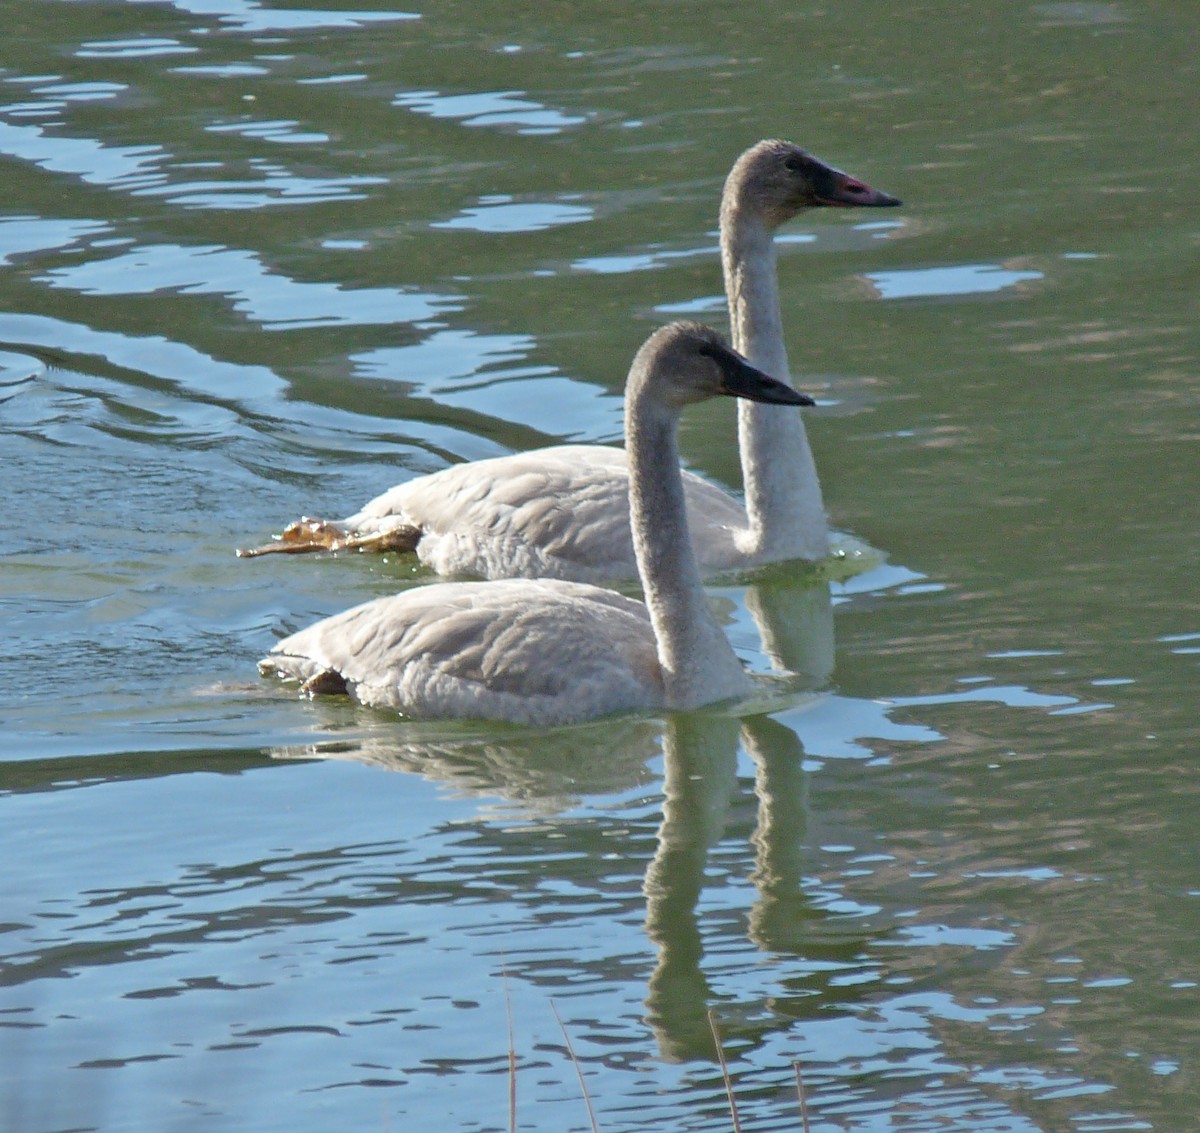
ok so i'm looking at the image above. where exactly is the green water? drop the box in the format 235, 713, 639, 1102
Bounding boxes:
2, 1, 1197, 1130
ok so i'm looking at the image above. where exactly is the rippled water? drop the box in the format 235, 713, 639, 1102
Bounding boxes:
3, 1, 1197, 1130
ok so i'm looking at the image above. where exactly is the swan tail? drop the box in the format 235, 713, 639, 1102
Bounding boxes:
300, 668, 349, 697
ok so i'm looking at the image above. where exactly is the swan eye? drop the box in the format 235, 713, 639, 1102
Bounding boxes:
783, 154, 806, 173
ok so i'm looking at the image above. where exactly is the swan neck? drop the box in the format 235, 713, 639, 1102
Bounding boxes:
722, 217, 789, 377
721, 208, 829, 561
626, 379, 750, 709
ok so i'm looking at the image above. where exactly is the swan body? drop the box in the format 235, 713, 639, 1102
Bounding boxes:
259, 322, 812, 725
336, 444, 753, 582
240, 140, 899, 578
262, 578, 663, 723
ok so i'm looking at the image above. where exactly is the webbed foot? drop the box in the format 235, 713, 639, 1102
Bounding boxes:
237, 518, 419, 558
237, 517, 349, 557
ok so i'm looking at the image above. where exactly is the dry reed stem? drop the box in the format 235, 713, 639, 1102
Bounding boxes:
793, 1060, 811, 1133
707, 1009, 743, 1133
551, 999, 600, 1133
504, 969, 517, 1133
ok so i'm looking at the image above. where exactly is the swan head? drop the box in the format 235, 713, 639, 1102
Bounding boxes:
633, 322, 816, 410
726, 139, 901, 228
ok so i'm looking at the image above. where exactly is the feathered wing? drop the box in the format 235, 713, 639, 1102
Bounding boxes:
345, 444, 750, 581
260, 578, 667, 725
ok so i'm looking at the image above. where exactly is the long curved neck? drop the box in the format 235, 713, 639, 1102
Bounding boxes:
721, 207, 829, 561
627, 380, 751, 710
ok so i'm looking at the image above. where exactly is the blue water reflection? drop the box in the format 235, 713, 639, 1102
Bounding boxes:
0, 118, 382, 207
868, 264, 1045, 300
75, 38, 199, 60
0, 216, 110, 260
394, 89, 587, 135
352, 331, 621, 437
148, 0, 418, 33
206, 119, 330, 146
43, 242, 458, 328
432, 195, 594, 233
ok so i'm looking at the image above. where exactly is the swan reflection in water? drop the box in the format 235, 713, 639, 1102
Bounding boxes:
644, 710, 823, 1061
268, 578, 842, 1062
266, 573, 835, 804
269, 687, 868, 1064
265, 575, 1078, 1064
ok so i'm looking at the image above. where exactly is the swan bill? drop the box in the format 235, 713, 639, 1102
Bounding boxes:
709, 344, 816, 407
810, 163, 902, 209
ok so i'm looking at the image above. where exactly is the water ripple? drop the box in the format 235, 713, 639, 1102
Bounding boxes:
394, 89, 587, 135
868, 263, 1045, 300
432, 195, 594, 234
41, 242, 460, 329
0, 120, 385, 209
148, 0, 418, 33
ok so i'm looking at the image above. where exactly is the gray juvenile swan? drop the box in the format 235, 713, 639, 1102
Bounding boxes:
258, 323, 812, 726
239, 140, 899, 578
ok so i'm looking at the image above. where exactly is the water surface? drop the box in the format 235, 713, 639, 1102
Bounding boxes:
2, 1, 1197, 1130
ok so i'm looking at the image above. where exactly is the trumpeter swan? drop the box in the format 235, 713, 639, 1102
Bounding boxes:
239, 140, 899, 578
258, 322, 812, 725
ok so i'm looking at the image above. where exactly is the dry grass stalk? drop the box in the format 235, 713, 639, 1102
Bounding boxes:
793, 1060, 812, 1133
707, 1009, 743, 1133
551, 999, 600, 1133
504, 970, 517, 1133
506, 998, 807, 1133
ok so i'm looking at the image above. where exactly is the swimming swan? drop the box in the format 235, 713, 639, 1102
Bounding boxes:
239, 140, 899, 579
258, 323, 812, 725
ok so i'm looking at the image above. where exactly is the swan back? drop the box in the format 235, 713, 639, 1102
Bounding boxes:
261, 579, 665, 726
